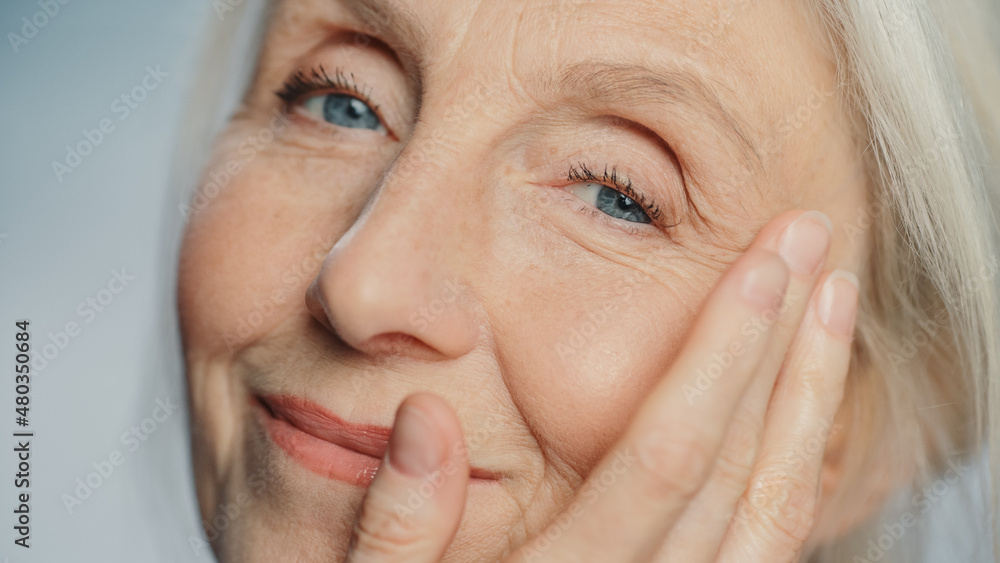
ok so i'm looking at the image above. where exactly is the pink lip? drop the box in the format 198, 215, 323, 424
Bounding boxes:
254, 394, 499, 486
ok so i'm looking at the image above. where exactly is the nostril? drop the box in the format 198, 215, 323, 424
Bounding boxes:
359, 332, 438, 359
304, 279, 334, 331
302, 235, 480, 360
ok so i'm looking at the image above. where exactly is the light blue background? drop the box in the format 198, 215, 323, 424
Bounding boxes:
1, 0, 215, 561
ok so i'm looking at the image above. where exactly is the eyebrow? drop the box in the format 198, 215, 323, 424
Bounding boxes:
340, 0, 429, 89
336, 0, 761, 170
553, 61, 761, 170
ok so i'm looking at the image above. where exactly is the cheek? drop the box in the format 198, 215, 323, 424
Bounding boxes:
487, 235, 705, 476
177, 153, 373, 360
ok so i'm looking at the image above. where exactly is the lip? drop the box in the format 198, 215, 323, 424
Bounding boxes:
253, 394, 500, 486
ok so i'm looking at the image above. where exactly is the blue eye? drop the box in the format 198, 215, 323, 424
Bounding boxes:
302, 93, 385, 133
569, 182, 652, 224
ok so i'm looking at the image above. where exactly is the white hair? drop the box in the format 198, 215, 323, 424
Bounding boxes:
801, 0, 1000, 561
175, 0, 1000, 560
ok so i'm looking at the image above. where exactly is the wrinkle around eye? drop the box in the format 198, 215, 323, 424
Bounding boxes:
531, 207, 676, 278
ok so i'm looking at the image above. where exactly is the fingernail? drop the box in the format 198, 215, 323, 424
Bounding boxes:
779, 211, 832, 276
818, 269, 860, 337
740, 252, 790, 310
388, 405, 443, 478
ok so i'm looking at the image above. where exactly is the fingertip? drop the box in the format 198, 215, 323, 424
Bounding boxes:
392, 393, 470, 476
749, 209, 814, 249
388, 402, 446, 478
816, 269, 860, 339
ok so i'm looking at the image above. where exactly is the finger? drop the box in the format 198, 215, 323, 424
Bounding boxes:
657, 210, 833, 560
509, 247, 790, 563
718, 269, 858, 562
345, 393, 469, 563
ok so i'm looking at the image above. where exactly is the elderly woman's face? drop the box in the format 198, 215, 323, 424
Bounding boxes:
179, 0, 866, 559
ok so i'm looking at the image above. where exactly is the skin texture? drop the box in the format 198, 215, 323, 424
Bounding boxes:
177, 0, 869, 560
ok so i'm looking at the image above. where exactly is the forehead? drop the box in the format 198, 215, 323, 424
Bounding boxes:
273, 0, 830, 151
276, 0, 824, 83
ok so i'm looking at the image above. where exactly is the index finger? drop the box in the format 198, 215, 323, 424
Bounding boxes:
509, 246, 790, 562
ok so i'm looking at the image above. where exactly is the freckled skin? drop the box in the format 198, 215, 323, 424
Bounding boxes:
177, 0, 868, 560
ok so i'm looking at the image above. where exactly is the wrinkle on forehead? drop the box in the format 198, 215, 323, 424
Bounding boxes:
552, 62, 762, 170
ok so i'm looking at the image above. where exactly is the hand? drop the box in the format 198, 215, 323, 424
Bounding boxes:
342, 209, 858, 562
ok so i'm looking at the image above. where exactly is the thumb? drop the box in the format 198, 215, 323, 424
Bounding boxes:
344, 393, 469, 563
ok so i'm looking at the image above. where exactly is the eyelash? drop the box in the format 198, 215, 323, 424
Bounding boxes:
566, 162, 678, 228
276, 68, 675, 232
275, 64, 381, 115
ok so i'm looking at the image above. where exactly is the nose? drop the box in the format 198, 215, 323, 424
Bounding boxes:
305, 145, 482, 361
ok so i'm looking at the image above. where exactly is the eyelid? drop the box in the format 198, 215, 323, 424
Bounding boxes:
276, 65, 378, 108
275, 64, 393, 137
565, 161, 678, 228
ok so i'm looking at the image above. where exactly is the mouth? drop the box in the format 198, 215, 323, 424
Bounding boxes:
253, 394, 500, 486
